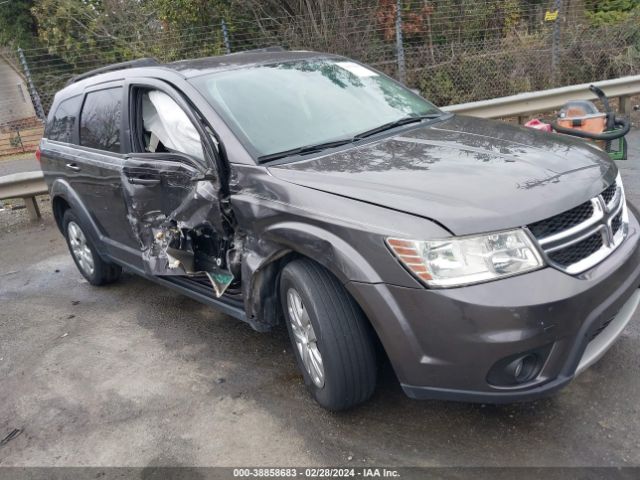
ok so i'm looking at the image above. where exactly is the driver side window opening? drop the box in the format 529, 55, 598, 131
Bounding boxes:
134, 88, 205, 163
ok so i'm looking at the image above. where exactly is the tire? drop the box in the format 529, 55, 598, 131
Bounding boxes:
62, 209, 122, 286
280, 259, 377, 410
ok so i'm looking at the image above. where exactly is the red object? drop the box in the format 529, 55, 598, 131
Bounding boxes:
35, 146, 41, 163
524, 119, 552, 132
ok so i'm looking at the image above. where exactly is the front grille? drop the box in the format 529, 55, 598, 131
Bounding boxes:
527, 180, 627, 274
601, 181, 617, 205
547, 232, 603, 267
612, 211, 622, 235
528, 201, 593, 239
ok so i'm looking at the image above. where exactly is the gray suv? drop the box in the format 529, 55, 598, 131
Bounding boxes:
39, 49, 640, 410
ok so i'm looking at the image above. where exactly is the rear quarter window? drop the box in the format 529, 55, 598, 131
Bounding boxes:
79, 87, 123, 153
46, 95, 82, 143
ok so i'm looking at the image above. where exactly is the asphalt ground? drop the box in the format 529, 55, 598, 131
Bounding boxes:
0, 130, 639, 470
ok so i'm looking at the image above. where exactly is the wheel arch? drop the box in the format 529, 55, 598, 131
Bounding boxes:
49, 178, 109, 259
241, 222, 385, 332
52, 195, 71, 232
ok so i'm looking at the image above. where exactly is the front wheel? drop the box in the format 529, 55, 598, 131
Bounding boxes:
280, 259, 377, 410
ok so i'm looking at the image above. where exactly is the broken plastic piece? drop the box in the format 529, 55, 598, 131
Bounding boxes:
205, 269, 235, 297
166, 247, 195, 272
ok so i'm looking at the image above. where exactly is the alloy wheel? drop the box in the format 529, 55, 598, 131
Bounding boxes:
286, 287, 325, 388
67, 221, 95, 276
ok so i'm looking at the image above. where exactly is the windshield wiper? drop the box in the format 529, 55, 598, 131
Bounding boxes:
258, 138, 354, 163
352, 114, 441, 141
258, 113, 442, 163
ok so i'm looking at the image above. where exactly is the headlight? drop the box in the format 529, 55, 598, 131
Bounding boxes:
387, 229, 544, 288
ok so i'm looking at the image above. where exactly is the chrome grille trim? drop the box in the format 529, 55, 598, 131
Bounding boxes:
543, 224, 605, 253
537, 198, 603, 248
527, 175, 628, 275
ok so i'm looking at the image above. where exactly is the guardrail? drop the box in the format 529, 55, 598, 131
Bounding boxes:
441, 75, 640, 119
0, 171, 47, 220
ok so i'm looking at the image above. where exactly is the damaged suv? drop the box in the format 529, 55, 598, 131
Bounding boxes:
40, 49, 640, 410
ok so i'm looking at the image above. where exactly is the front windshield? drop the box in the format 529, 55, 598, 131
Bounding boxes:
190, 58, 441, 160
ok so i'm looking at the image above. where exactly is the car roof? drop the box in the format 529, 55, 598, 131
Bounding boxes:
65, 49, 336, 86
168, 49, 340, 76
52, 49, 340, 104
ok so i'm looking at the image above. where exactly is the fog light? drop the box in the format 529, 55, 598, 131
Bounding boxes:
487, 345, 551, 388
505, 354, 538, 383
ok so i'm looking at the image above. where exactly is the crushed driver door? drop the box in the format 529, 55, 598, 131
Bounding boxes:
121, 80, 235, 296
122, 155, 234, 296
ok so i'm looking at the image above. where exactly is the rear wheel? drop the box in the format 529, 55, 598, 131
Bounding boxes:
280, 259, 377, 410
63, 209, 122, 286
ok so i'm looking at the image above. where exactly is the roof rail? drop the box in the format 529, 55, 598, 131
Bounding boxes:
65, 58, 160, 86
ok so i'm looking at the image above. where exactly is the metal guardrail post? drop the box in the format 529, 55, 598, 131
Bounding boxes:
221, 19, 231, 55
0, 172, 48, 221
395, 0, 406, 85
24, 196, 41, 220
619, 95, 632, 117
17, 47, 46, 120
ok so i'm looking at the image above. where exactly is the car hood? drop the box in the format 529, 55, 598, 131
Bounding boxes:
268, 115, 616, 235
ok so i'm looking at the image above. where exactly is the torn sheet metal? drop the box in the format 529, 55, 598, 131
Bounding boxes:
121, 157, 235, 297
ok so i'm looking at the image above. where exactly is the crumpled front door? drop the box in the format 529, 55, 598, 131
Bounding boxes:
121, 153, 234, 296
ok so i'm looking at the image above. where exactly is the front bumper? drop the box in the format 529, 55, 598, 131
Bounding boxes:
346, 205, 640, 403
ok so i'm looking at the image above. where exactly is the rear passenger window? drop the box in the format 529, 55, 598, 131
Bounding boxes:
80, 87, 122, 153
47, 95, 82, 143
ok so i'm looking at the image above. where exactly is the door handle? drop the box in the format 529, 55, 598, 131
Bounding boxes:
128, 177, 160, 186
65, 163, 81, 172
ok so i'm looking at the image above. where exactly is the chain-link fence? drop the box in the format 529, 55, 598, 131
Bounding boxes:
0, 49, 44, 156
2, 0, 639, 156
